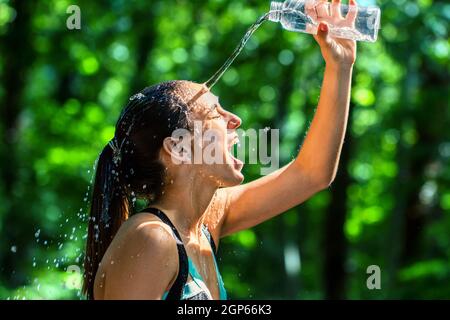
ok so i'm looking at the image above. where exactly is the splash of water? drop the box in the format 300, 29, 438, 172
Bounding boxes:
204, 12, 271, 89
204, 9, 313, 90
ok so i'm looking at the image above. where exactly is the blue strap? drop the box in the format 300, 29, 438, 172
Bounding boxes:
143, 208, 227, 300
200, 226, 228, 300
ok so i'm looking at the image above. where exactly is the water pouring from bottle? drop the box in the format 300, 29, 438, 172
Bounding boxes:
203, 0, 380, 91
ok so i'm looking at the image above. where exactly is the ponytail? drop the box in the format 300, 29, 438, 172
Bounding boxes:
82, 143, 129, 299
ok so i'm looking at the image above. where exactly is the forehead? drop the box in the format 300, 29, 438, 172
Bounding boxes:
182, 83, 219, 115
194, 91, 219, 107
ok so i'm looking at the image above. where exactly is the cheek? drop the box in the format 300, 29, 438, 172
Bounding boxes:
203, 124, 227, 149
197, 130, 226, 167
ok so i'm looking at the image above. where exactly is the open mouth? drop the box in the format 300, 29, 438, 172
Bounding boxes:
227, 135, 239, 152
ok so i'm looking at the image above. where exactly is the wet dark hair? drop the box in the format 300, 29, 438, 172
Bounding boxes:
82, 80, 195, 299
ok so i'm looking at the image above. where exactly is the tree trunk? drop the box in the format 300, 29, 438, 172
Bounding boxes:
275, 64, 299, 298
129, 7, 156, 94
0, 0, 34, 286
323, 105, 353, 300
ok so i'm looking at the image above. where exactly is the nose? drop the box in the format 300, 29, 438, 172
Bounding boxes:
226, 112, 241, 130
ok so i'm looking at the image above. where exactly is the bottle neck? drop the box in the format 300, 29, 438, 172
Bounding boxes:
268, 1, 283, 22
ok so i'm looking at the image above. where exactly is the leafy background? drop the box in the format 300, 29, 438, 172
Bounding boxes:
0, 0, 448, 299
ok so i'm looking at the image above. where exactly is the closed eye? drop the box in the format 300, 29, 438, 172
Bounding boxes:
206, 104, 222, 119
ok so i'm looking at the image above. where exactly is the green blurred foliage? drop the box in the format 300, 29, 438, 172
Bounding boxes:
0, 0, 448, 299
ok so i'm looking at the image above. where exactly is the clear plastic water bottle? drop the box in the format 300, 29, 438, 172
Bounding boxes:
268, 0, 381, 42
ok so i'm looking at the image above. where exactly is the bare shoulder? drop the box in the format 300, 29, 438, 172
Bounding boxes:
122, 212, 178, 256
97, 213, 179, 299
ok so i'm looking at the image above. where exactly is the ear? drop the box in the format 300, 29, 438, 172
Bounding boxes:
162, 135, 192, 165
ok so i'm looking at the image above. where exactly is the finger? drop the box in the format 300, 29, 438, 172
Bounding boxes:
345, 0, 358, 24
313, 22, 332, 47
316, 0, 331, 19
331, 0, 342, 19
305, 0, 318, 22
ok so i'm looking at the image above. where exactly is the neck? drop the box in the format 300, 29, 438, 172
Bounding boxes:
153, 168, 218, 237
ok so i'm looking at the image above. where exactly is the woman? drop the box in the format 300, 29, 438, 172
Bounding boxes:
83, 1, 357, 300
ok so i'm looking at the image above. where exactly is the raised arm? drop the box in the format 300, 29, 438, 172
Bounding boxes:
208, 0, 357, 240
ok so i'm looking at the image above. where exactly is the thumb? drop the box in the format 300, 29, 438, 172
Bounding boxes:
314, 22, 331, 46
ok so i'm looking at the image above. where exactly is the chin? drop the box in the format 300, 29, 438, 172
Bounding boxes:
227, 152, 244, 184
209, 153, 245, 187
220, 166, 244, 187
227, 173, 244, 187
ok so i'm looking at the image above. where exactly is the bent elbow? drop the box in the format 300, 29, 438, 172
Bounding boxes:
314, 172, 337, 191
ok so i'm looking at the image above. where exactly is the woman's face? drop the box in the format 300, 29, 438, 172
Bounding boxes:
186, 83, 244, 187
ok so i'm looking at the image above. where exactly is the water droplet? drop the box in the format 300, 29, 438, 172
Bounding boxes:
10, 246, 17, 253
34, 229, 41, 238
129, 93, 145, 101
